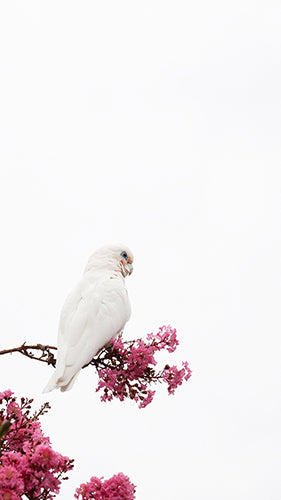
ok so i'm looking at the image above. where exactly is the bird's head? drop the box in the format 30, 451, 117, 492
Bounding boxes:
86, 244, 134, 278
118, 247, 134, 277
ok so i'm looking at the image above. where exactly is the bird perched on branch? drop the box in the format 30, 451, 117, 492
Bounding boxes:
43, 244, 133, 393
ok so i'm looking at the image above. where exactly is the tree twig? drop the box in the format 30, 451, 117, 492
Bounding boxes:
0, 343, 57, 367
0, 342, 110, 370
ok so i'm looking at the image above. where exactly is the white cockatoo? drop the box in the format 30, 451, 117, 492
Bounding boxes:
43, 244, 133, 393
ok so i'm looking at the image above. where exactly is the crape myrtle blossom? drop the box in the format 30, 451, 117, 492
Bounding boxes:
94, 325, 192, 408
0, 326, 191, 499
0, 392, 136, 500
0, 325, 191, 409
75, 473, 136, 500
0, 391, 74, 500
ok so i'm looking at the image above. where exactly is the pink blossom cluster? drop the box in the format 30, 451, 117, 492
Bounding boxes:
75, 472, 136, 500
95, 325, 192, 408
146, 325, 179, 352
162, 361, 192, 395
0, 390, 74, 500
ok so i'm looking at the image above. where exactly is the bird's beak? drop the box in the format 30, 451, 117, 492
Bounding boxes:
120, 260, 133, 277
127, 263, 133, 275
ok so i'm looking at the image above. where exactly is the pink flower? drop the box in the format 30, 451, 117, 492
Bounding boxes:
0, 490, 22, 500
146, 325, 179, 352
0, 391, 13, 401
182, 361, 192, 381
162, 362, 192, 395
95, 326, 191, 408
138, 390, 156, 409
0, 466, 24, 497
30, 444, 64, 469
75, 472, 136, 500
0, 392, 74, 500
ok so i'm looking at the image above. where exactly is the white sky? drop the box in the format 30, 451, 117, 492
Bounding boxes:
0, 1, 280, 498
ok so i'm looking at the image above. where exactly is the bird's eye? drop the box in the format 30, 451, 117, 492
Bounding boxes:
120, 251, 128, 261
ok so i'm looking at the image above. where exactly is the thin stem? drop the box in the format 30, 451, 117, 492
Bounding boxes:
0, 341, 167, 382
0, 344, 57, 367
0, 343, 111, 370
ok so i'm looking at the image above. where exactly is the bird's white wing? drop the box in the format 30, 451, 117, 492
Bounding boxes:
43, 276, 131, 392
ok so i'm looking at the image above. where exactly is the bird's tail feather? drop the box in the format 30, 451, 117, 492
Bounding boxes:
42, 371, 60, 393
60, 372, 80, 392
43, 365, 81, 393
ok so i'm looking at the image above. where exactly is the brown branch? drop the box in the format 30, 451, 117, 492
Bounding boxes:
0, 340, 163, 379
0, 342, 110, 370
0, 343, 57, 367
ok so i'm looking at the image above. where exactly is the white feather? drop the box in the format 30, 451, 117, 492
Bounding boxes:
43, 244, 133, 392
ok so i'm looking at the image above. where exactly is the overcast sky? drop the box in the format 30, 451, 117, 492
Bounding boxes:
0, 1, 280, 499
